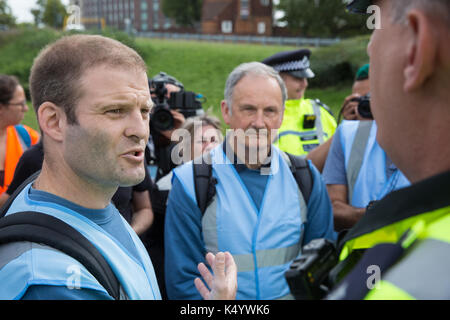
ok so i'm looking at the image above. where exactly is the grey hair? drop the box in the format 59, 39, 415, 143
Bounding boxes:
390, 0, 450, 25
224, 62, 287, 115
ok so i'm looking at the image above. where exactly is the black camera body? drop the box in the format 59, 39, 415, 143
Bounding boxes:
352, 93, 372, 119
150, 72, 204, 132
285, 238, 338, 300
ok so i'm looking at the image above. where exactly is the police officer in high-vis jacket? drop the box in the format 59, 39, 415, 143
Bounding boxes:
327, 0, 450, 300
262, 49, 337, 156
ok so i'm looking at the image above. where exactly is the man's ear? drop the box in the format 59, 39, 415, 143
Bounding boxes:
221, 100, 231, 125
404, 9, 437, 92
37, 102, 66, 142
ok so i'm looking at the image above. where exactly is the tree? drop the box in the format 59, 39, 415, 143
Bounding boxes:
31, 0, 46, 27
31, 0, 67, 29
162, 0, 203, 27
42, 0, 67, 29
0, 0, 16, 28
277, 0, 369, 37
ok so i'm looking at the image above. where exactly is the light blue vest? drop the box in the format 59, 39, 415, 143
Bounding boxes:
0, 183, 161, 300
174, 145, 306, 300
340, 120, 410, 208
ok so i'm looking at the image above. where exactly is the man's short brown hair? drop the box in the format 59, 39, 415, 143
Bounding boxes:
29, 34, 147, 124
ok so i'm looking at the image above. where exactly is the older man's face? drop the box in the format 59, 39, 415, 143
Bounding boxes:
221, 73, 284, 154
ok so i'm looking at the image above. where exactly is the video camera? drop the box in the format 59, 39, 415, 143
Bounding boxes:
149, 72, 205, 132
285, 239, 338, 300
351, 93, 372, 119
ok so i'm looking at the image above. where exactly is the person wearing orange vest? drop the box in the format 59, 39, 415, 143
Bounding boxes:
0, 75, 40, 197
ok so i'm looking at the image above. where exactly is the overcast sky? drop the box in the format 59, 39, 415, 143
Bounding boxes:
6, 0, 70, 23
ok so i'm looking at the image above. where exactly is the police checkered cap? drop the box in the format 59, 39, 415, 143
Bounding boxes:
262, 49, 315, 79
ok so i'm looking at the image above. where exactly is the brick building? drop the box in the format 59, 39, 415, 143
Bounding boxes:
73, 0, 175, 32
72, 0, 273, 35
202, 0, 273, 36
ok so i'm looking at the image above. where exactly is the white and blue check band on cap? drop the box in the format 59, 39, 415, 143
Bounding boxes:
272, 56, 310, 72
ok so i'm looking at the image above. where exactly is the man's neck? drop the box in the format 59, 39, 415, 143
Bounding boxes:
224, 137, 272, 170
34, 160, 117, 210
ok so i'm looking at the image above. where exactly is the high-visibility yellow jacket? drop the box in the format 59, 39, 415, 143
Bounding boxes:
275, 98, 337, 156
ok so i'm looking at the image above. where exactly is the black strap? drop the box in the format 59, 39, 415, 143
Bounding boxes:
0, 172, 121, 299
193, 152, 313, 215
285, 153, 313, 204
193, 154, 217, 214
0, 171, 41, 218
0, 211, 121, 300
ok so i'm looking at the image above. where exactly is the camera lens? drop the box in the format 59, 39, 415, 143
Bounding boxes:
357, 95, 373, 119
151, 107, 174, 131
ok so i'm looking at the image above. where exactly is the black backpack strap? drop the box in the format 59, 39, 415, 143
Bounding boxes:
284, 152, 314, 204
0, 170, 41, 218
0, 211, 121, 300
193, 153, 217, 215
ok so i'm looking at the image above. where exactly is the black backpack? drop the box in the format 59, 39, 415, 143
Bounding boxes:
0, 172, 121, 300
193, 152, 314, 215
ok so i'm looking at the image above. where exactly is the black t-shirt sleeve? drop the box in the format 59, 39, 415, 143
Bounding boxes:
6, 142, 44, 195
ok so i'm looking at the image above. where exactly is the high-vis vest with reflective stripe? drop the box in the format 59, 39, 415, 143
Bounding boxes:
0, 183, 161, 300
339, 203, 449, 262
365, 210, 450, 300
340, 120, 410, 208
0, 125, 39, 195
275, 98, 337, 156
174, 146, 307, 300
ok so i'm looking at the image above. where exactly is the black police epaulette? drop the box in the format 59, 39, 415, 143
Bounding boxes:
313, 99, 335, 117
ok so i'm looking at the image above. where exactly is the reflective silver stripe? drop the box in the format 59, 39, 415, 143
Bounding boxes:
201, 154, 305, 273
0, 242, 61, 270
276, 130, 319, 139
202, 195, 219, 254
311, 100, 324, 144
346, 120, 373, 203
0, 241, 32, 270
234, 243, 302, 273
382, 238, 450, 300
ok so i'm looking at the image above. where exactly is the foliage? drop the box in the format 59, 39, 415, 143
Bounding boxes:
162, 0, 203, 27
0, 0, 16, 27
277, 0, 370, 37
309, 35, 370, 88
0, 27, 143, 98
1, 28, 371, 131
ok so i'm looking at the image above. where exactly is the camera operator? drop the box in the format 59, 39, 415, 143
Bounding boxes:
143, 72, 207, 299
146, 72, 206, 181
305, 64, 372, 173
322, 64, 410, 232
338, 63, 371, 122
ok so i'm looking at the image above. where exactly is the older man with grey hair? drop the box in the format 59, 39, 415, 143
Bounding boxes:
164, 61, 335, 300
